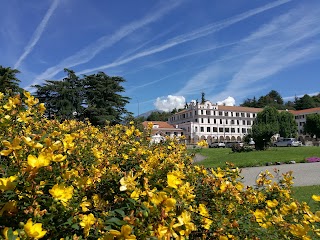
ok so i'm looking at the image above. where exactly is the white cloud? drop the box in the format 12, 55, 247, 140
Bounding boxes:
216, 96, 236, 106
14, 0, 59, 69
154, 95, 186, 112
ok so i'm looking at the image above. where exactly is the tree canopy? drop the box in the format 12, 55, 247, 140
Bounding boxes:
252, 106, 280, 150
33, 69, 130, 126
0, 65, 22, 95
241, 90, 320, 110
304, 113, 320, 140
278, 111, 297, 138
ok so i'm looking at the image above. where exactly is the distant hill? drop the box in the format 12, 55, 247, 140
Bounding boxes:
137, 110, 164, 118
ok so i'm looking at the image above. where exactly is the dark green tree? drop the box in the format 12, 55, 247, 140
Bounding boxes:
256, 90, 284, 109
304, 114, 320, 140
201, 92, 206, 104
0, 66, 22, 95
294, 94, 317, 110
147, 111, 172, 121
83, 72, 130, 125
252, 106, 279, 150
33, 69, 84, 120
278, 111, 297, 138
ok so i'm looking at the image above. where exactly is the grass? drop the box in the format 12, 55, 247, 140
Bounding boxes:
193, 146, 320, 168
292, 185, 320, 212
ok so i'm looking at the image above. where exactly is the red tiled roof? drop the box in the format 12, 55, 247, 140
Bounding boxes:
289, 107, 320, 115
142, 121, 180, 129
217, 105, 263, 113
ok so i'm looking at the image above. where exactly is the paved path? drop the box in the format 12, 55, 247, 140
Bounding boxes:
193, 155, 320, 187
239, 162, 320, 187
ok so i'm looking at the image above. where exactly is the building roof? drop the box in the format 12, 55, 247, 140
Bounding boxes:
217, 105, 263, 113
142, 121, 182, 130
289, 107, 320, 115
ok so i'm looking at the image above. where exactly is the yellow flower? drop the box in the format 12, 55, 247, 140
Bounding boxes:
312, 195, 320, 201
79, 213, 96, 237
197, 140, 208, 147
290, 224, 309, 237
27, 153, 51, 168
120, 173, 137, 191
23, 91, 39, 106
52, 154, 67, 162
49, 184, 74, 203
24, 218, 47, 239
2, 227, 20, 240
167, 173, 183, 189
0, 200, 18, 216
22, 136, 43, 149
0, 175, 18, 191
266, 199, 278, 208
0, 138, 22, 156
109, 225, 136, 239
173, 211, 196, 235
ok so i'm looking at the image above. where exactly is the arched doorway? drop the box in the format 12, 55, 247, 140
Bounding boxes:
231, 136, 236, 141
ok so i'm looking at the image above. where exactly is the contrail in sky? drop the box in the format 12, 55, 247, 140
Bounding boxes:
14, 0, 59, 69
32, 0, 182, 86
78, 0, 292, 75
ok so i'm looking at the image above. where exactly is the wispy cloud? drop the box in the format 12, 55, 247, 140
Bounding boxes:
14, 0, 60, 69
174, 3, 320, 103
31, 0, 182, 86
78, 0, 292, 75
283, 92, 320, 101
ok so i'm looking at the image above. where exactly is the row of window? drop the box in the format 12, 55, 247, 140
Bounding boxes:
171, 110, 257, 121
195, 118, 252, 125
192, 126, 251, 134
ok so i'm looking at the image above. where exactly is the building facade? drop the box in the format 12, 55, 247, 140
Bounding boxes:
290, 107, 320, 142
168, 101, 320, 144
142, 121, 183, 138
168, 101, 262, 144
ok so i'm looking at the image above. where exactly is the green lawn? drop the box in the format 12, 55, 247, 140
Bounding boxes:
292, 185, 320, 212
193, 146, 320, 168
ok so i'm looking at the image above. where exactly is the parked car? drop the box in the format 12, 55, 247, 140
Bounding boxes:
209, 142, 226, 148
273, 138, 302, 147
225, 141, 244, 148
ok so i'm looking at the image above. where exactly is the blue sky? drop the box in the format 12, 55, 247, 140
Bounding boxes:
1, 0, 320, 115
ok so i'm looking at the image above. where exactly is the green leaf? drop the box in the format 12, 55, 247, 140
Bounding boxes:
114, 209, 125, 217
71, 223, 80, 230
105, 217, 126, 226
7, 228, 18, 240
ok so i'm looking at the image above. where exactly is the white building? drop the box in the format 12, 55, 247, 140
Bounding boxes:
290, 107, 320, 142
168, 101, 320, 144
168, 101, 262, 144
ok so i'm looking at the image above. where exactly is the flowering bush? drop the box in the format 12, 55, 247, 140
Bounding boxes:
0, 92, 319, 239
305, 156, 320, 163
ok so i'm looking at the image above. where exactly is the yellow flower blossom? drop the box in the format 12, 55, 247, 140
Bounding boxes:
266, 199, 278, 208
2, 227, 20, 240
22, 136, 43, 149
49, 184, 73, 203
0, 175, 18, 191
120, 173, 137, 191
197, 140, 208, 147
199, 204, 212, 230
109, 225, 136, 239
79, 213, 96, 237
27, 153, 51, 168
1, 138, 22, 156
0, 200, 18, 216
24, 218, 47, 239
52, 154, 67, 162
167, 173, 183, 189
290, 224, 309, 237
312, 195, 320, 201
